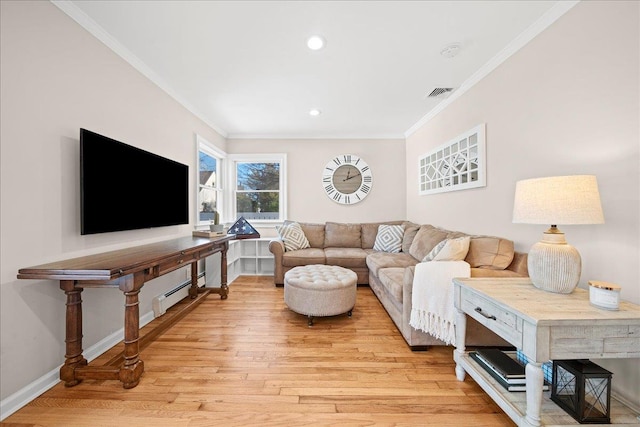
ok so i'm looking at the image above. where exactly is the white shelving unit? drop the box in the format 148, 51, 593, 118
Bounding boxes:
227, 238, 274, 283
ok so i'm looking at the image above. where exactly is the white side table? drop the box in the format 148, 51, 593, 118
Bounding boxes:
452, 277, 640, 427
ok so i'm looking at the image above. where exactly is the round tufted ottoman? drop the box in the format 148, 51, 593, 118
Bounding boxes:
284, 264, 357, 326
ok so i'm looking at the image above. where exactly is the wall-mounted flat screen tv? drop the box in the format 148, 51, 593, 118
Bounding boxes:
80, 128, 189, 235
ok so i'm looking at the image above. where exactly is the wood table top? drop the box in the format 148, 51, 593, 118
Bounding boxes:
17, 235, 234, 281
453, 277, 640, 325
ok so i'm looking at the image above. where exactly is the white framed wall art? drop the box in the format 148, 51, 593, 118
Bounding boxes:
418, 124, 486, 195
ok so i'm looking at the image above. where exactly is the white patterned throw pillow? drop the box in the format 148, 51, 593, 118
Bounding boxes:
373, 224, 405, 253
422, 236, 471, 262
276, 222, 311, 252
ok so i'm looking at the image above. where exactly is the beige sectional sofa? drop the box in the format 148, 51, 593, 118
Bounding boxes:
269, 221, 528, 349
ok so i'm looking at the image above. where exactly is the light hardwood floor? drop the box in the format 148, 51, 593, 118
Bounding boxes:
3, 276, 515, 426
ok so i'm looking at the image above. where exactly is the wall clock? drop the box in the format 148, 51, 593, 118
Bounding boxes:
322, 154, 373, 205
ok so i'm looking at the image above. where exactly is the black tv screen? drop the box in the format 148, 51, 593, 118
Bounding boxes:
80, 128, 189, 235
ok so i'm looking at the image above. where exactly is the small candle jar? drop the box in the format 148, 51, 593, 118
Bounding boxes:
588, 281, 621, 310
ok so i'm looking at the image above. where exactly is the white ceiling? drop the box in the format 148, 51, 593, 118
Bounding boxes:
57, 1, 574, 139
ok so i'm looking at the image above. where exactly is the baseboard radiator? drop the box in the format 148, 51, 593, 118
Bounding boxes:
152, 272, 205, 317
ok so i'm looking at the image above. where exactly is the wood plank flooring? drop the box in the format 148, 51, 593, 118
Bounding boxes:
3, 276, 515, 426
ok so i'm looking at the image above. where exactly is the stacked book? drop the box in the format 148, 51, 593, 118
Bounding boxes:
470, 349, 548, 392
192, 230, 226, 238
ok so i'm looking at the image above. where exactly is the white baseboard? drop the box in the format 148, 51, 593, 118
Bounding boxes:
0, 310, 155, 421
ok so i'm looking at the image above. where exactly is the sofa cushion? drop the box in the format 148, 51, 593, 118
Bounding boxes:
423, 236, 471, 262
298, 222, 325, 248
378, 268, 405, 304
408, 225, 449, 261
325, 247, 369, 268
324, 222, 361, 248
361, 222, 382, 249
373, 224, 405, 253
401, 221, 421, 253
282, 248, 326, 267
465, 236, 515, 270
276, 222, 311, 252
366, 251, 418, 276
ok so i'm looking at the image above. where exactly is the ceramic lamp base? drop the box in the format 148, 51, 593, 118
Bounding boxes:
528, 229, 581, 294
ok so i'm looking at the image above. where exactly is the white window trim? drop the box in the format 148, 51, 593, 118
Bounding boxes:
227, 153, 287, 225
196, 134, 227, 227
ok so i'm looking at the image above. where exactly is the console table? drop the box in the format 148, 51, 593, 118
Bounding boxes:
453, 277, 640, 427
17, 235, 234, 389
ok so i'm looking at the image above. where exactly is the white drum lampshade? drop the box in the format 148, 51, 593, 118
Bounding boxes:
513, 175, 604, 293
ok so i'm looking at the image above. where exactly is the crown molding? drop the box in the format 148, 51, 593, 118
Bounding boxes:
404, 0, 580, 138
226, 132, 405, 140
50, 0, 228, 138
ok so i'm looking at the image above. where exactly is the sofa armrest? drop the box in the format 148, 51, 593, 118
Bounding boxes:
269, 239, 285, 285
269, 238, 285, 258
507, 251, 528, 276
403, 265, 415, 287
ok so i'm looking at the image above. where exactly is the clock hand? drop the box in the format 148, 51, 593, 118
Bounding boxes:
343, 170, 351, 181
345, 172, 361, 181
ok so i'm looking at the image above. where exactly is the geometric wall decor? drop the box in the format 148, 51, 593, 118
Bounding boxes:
419, 124, 486, 195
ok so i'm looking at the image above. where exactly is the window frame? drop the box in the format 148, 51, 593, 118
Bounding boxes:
227, 153, 287, 224
196, 135, 226, 227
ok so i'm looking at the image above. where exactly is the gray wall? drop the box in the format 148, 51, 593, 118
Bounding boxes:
406, 0, 639, 407
227, 138, 406, 235
0, 1, 226, 401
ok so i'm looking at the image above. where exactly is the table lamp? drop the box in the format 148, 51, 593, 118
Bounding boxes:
512, 175, 604, 293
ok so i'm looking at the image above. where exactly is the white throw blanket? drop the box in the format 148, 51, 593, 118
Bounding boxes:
409, 261, 471, 345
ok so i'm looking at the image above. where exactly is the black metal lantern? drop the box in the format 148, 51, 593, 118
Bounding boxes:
551, 360, 612, 424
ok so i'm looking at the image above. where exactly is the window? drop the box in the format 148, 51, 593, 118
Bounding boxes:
229, 154, 287, 222
196, 135, 225, 226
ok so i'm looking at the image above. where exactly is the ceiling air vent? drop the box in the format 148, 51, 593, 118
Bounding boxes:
426, 87, 454, 98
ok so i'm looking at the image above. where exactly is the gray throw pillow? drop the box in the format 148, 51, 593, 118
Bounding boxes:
373, 224, 405, 253
276, 222, 311, 252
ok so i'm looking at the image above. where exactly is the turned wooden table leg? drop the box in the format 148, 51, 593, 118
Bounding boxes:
219, 241, 229, 299
118, 274, 145, 389
189, 261, 199, 299
59, 280, 88, 387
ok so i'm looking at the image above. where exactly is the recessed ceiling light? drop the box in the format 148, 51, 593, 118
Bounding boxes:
307, 35, 325, 51
309, 109, 321, 116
